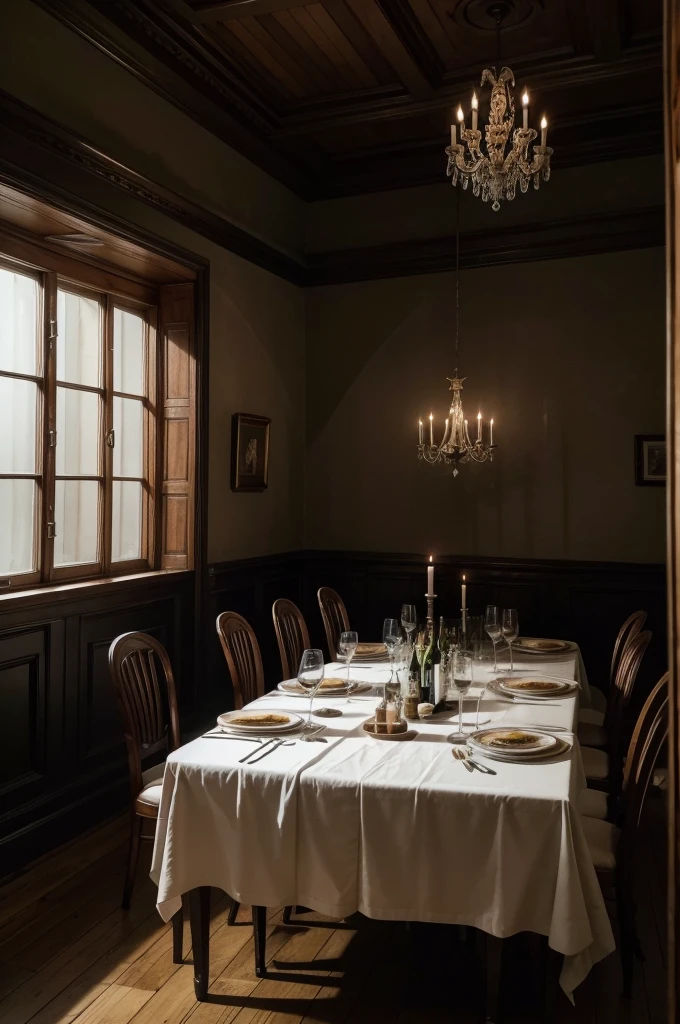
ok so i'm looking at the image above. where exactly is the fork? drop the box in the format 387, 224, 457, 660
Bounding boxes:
452, 747, 474, 772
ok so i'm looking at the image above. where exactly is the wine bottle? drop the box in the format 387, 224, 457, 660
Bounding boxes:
415, 625, 434, 704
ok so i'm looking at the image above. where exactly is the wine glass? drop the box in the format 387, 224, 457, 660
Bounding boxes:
400, 604, 417, 641
448, 652, 473, 743
383, 618, 402, 699
338, 630, 358, 695
502, 609, 519, 673
297, 649, 325, 738
484, 605, 502, 673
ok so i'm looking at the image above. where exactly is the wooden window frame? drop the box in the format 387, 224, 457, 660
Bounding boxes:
0, 232, 194, 591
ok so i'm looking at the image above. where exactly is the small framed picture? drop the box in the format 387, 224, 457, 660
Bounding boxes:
231, 413, 270, 492
634, 435, 666, 486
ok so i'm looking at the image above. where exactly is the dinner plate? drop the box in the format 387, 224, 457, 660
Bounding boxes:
469, 727, 559, 755
469, 737, 572, 763
277, 679, 372, 696
498, 676, 570, 698
217, 710, 304, 734
513, 637, 572, 653
488, 678, 578, 702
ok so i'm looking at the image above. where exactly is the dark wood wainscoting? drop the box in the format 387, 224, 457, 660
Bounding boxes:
0, 572, 194, 875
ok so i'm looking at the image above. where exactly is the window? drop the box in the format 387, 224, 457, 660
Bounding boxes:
0, 245, 195, 590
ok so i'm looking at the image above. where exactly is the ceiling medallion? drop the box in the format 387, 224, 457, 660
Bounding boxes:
416, 195, 496, 476
445, 2, 552, 211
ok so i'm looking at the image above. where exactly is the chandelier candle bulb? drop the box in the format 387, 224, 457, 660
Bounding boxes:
477, 411, 482, 442
490, 418, 494, 446
450, 122, 456, 147
457, 105, 464, 129
429, 413, 433, 446
471, 92, 478, 131
419, 419, 423, 445
541, 116, 548, 147
522, 90, 529, 129
427, 556, 434, 597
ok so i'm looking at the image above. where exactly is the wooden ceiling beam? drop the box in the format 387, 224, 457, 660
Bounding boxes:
189, 0, 321, 23
585, 0, 623, 61
344, 0, 435, 100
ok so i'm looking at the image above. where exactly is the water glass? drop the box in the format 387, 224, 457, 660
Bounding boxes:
485, 604, 502, 673
338, 630, 358, 697
383, 618, 402, 699
297, 648, 324, 735
448, 652, 473, 744
401, 603, 417, 641
502, 608, 519, 673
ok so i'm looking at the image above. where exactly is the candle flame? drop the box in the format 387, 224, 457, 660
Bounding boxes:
471, 92, 478, 110
429, 555, 433, 563
540, 116, 547, 129
477, 411, 481, 419
463, 574, 466, 582
457, 105, 464, 122
522, 90, 529, 106
419, 418, 422, 426
490, 418, 494, 425
429, 412, 433, 421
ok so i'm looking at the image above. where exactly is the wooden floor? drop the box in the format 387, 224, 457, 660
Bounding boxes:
0, 795, 667, 1024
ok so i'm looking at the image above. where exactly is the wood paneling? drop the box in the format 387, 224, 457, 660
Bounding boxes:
30, 0, 663, 197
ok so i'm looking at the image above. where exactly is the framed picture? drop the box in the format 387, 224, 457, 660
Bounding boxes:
231, 413, 270, 492
634, 435, 666, 486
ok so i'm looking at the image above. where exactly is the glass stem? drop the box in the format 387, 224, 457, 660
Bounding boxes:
509, 640, 514, 673
459, 691, 464, 736
493, 640, 497, 672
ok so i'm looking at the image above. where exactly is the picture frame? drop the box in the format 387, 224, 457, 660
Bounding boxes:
231, 413, 270, 492
634, 434, 666, 486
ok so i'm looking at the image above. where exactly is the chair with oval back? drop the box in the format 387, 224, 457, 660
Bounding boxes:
587, 609, 648, 715
581, 630, 652, 806
272, 599, 311, 680
580, 673, 668, 995
109, 631, 184, 962
317, 587, 350, 662
216, 611, 265, 710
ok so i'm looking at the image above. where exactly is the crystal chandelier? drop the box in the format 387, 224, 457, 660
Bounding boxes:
416, 195, 496, 477
445, 4, 552, 212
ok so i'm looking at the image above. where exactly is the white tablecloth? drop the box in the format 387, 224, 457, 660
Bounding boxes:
151, 652, 612, 1001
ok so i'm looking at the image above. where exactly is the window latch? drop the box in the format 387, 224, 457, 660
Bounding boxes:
48, 319, 57, 349
47, 520, 57, 539
48, 429, 57, 447
106, 429, 115, 448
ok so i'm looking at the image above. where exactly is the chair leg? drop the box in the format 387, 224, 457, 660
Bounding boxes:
227, 898, 240, 926
616, 877, 635, 998
253, 906, 268, 978
172, 905, 184, 964
122, 814, 142, 910
189, 887, 211, 1000
485, 935, 503, 1024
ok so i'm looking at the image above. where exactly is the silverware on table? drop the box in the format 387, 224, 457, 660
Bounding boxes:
452, 747, 474, 772
246, 738, 286, 763
465, 748, 497, 775
202, 731, 264, 743
239, 737, 278, 763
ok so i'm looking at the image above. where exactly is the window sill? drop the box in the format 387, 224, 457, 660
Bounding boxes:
0, 569, 192, 613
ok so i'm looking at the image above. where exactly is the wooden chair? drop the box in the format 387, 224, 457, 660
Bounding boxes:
109, 631, 184, 963
317, 587, 350, 661
586, 610, 647, 715
579, 619, 651, 749
580, 630, 652, 814
580, 673, 668, 996
272, 598, 310, 680
216, 611, 265, 709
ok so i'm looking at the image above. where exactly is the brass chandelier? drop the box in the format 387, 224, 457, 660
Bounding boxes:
445, 3, 552, 211
416, 194, 496, 477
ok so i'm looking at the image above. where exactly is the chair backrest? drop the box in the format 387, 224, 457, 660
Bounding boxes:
272, 598, 310, 680
109, 631, 180, 801
317, 587, 350, 661
605, 628, 652, 731
618, 674, 668, 881
609, 610, 647, 689
216, 611, 264, 709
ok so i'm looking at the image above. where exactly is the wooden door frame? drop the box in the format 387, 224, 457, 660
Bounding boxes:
666, 3, 680, 1020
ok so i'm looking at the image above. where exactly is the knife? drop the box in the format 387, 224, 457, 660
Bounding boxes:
239, 737, 278, 763
246, 738, 285, 764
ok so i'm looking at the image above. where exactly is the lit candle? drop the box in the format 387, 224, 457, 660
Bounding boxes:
450, 121, 456, 148
461, 574, 467, 612
444, 417, 449, 439
540, 116, 547, 147
490, 418, 494, 446
471, 92, 478, 131
419, 418, 423, 445
522, 90, 529, 129
457, 105, 464, 134
477, 411, 482, 442
427, 555, 434, 597
429, 413, 433, 446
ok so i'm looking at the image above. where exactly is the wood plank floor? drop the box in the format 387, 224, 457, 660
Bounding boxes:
0, 794, 667, 1024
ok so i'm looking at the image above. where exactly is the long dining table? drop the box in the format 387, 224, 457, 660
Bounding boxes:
150, 642, 614, 1008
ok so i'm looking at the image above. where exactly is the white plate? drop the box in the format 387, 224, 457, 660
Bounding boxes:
498, 676, 571, 699
470, 737, 572, 763
469, 727, 558, 755
277, 680, 372, 696
488, 678, 578, 703
513, 637, 573, 653
217, 710, 304, 734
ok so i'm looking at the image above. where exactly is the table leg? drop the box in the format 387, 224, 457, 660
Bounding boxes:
485, 935, 503, 1024
253, 905, 268, 977
189, 887, 211, 999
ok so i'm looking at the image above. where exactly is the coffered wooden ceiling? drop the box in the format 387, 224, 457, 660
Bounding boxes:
38, 0, 663, 198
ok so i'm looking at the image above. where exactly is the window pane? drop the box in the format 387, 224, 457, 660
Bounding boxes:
113, 396, 143, 478
57, 290, 101, 387
112, 481, 142, 562
0, 479, 36, 575
54, 479, 99, 566
56, 387, 100, 476
0, 267, 39, 376
0, 377, 37, 473
113, 308, 145, 396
